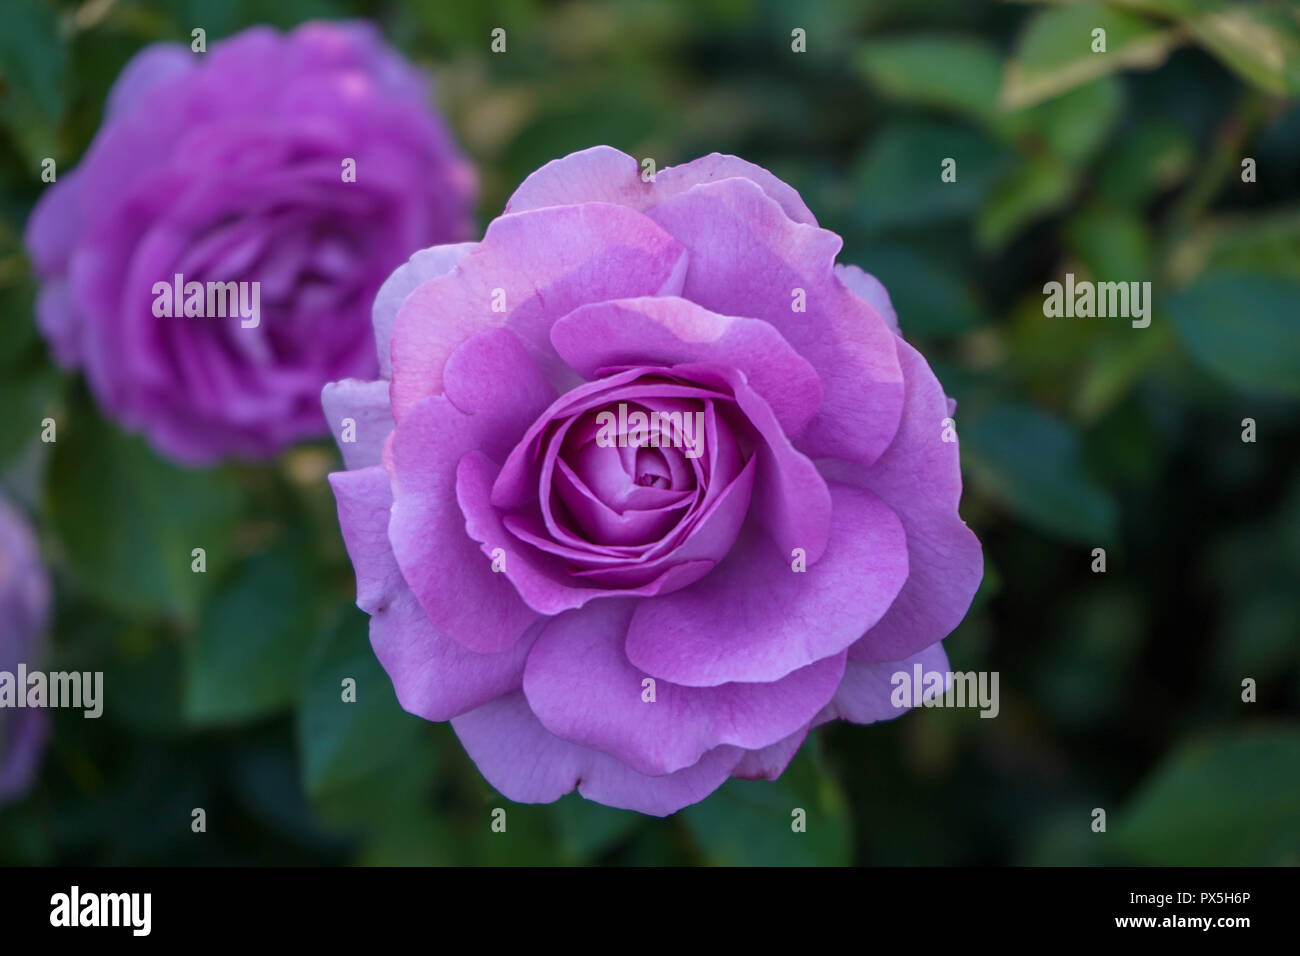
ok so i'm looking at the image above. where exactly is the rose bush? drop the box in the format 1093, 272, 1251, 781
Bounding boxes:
0, 497, 50, 806
324, 146, 983, 815
25, 21, 475, 464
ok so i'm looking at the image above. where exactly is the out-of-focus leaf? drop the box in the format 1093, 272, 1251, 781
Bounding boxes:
108, 633, 186, 738
1114, 728, 1300, 865
1012, 74, 1123, 165
185, 546, 319, 725
501, 80, 670, 197
851, 242, 985, 336
1020, 808, 1106, 866
853, 120, 1008, 234
0, 364, 58, 468
1187, 8, 1300, 97
962, 403, 1119, 544
174, 0, 350, 36
1035, 589, 1142, 727
0, 265, 61, 473
448, 801, 564, 866
1073, 323, 1171, 421
226, 739, 349, 852
1065, 204, 1153, 280
95, 748, 212, 863
0, 0, 66, 164
857, 36, 1122, 165
976, 154, 1075, 250
297, 606, 438, 827
1168, 209, 1300, 285
683, 749, 851, 866
1218, 591, 1300, 679
358, 809, 458, 866
549, 793, 643, 862
47, 409, 242, 619
1096, 121, 1195, 206
857, 35, 1002, 126
1165, 272, 1300, 397
1116, 0, 1300, 96
1002, 2, 1179, 108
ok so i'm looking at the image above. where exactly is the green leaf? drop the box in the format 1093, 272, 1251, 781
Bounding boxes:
297, 606, 438, 827
173, 0, 350, 36
683, 748, 851, 866
976, 154, 1075, 250
1072, 323, 1171, 422
357, 809, 459, 866
0, 0, 67, 164
0, 247, 62, 474
851, 242, 985, 337
185, 546, 320, 725
108, 632, 187, 738
0, 360, 60, 469
961, 403, 1119, 544
1218, 591, 1300, 679
1115, 0, 1300, 96
1191, 9, 1300, 97
444, 801, 565, 866
1065, 204, 1154, 281
857, 35, 1003, 126
1013, 74, 1123, 165
226, 740, 347, 852
46, 408, 242, 619
853, 120, 1009, 234
1002, 2, 1179, 108
1165, 272, 1300, 397
1168, 209, 1300, 286
1114, 728, 1300, 865
1095, 120, 1194, 206
1034, 589, 1142, 727
548, 793, 643, 862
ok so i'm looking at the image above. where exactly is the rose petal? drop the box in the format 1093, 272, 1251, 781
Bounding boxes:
372, 242, 476, 379
835, 263, 900, 335
829, 642, 950, 724
731, 726, 809, 781
329, 465, 536, 720
504, 145, 817, 226
321, 378, 393, 469
831, 339, 983, 662
450, 691, 743, 816
105, 43, 197, 121
551, 295, 823, 437
458, 450, 717, 613
627, 482, 909, 686
390, 203, 689, 420
388, 330, 556, 652
523, 599, 844, 775
646, 177, 904, 467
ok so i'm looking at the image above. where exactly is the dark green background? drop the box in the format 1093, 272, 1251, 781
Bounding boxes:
1, 0, 1297, 865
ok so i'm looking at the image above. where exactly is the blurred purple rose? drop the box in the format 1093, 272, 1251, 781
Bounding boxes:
25, 21, 475, 464
324, 147, 982, 815
0, 498, 50, 806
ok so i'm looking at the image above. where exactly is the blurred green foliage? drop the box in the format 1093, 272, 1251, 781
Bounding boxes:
1, 0, 1298, 865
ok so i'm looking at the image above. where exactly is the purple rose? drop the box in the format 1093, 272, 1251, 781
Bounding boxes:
0, 498, 51, 806
324, 147, 982, 815
25, 21, 475, 464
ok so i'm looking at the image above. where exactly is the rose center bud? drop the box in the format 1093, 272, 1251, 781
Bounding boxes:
495, 369, 761, 596
634, 448, 671, 490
